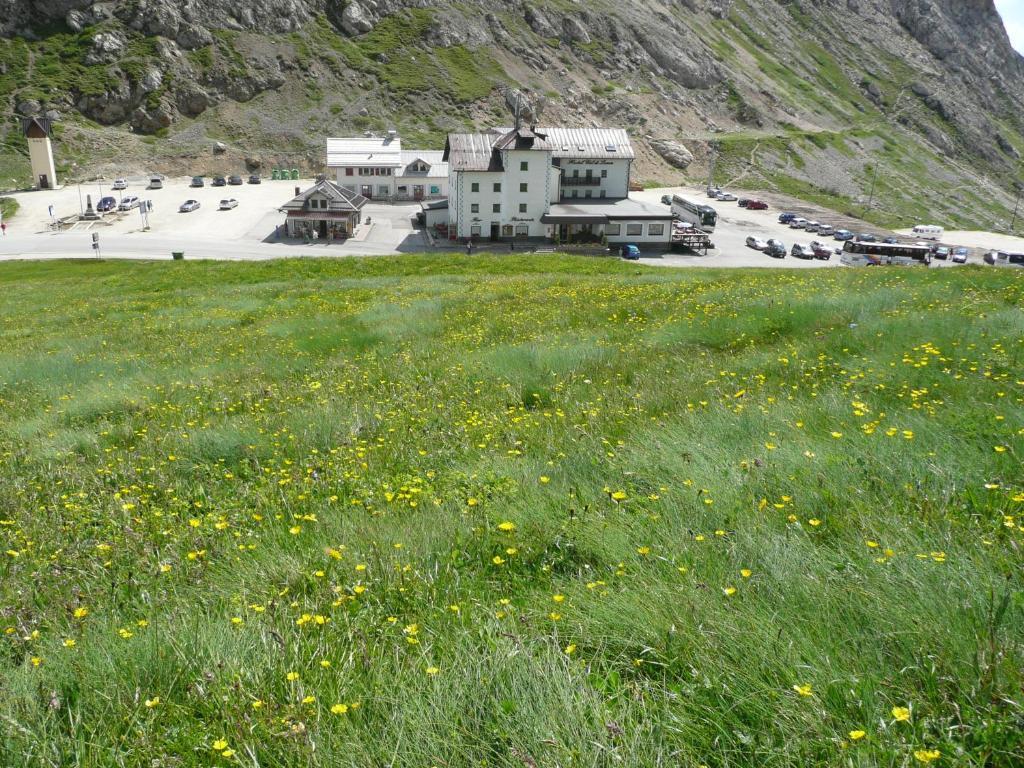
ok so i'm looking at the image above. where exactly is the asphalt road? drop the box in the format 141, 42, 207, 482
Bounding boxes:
0, 178, 1000, 267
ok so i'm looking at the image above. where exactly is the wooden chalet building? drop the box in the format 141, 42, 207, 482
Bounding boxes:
281, 179, 368, 240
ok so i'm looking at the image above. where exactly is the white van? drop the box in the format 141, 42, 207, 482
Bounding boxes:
912, 224, 943, 240
148, 176, 163, 190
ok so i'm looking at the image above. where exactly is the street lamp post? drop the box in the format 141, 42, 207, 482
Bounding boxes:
866, 164, 878, 210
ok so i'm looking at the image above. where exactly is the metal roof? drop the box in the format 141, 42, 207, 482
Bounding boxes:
281, 179, 369, 213
399, 151, 448, 179
542, 198, 670, 224
443, 134, 504, 172
537, 127, 635, 160
326, 136, 403, 167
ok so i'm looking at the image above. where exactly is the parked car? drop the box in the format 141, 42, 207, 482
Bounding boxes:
96, 196, 118, 213
219, 198, 239, 210
778, 212, 797, 224
248, 174, 262, 185
179, 199, 201, 212
228, 175, 244, 186
766, 239, 786, 258
817, 224, 834, 237
856, 233, 877, 243
791, 243, 813, 259
805, 221, 821, 233
111, 178, 127, 190
737, 198, 750, 208
933, 246, 951, 260
811, 243, 833, 260
746, 236, 768, 251
148, 176, 163, 189
707, 187, 721, 198
746, 200, 768, 210
620, 244, 641, 260
834, 229, 855, 241
118, 195, 140, 211
212, 176, 227, 187
660, 194, 672, 205
716, 191, 737, 202
984, 251, 1024, 267
951, 247, 969, 264
190, 176, 205, 188
789, 218, 809, 229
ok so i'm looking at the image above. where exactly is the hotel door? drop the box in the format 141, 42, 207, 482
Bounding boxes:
490, 222, 500, 241
413, 185, 424, 200
360, 185, 373, 199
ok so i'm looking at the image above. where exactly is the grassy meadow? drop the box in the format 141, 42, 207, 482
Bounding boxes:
0, 255, 1021, 767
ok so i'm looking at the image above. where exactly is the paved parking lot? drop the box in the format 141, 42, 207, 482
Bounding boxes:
3, 178, 1019, 266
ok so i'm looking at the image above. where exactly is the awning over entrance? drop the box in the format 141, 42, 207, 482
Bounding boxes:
542, 198, 672, 224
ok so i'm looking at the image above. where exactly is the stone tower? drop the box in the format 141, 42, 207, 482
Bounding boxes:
21, 117, 58, 190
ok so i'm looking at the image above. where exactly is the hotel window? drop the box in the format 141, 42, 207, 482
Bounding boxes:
492, 203, 501, 213
601, 169, 608, 178
502, 224, 514, 237
519, 203, 527, 213
378, 185, 389, 196
471, 182, 479, 193
520, 183, 528, 193
648, 223, 665, 236
515, 224, 529, 236
520, 161, 528, 171
600, 190, 606, 198
494, 182, 502, 192
430, 186, 440, 194
626, 223, 643, 236
584, 190, 592, 198
471, 204, 479, 213
605, 223, 621, 236
345, 168, 354, 177
470, 225, 481, 237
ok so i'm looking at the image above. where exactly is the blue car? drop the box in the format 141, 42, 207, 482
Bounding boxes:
96, 196, 117, 213
620, 244, 641, 260
778, 212, 797, 224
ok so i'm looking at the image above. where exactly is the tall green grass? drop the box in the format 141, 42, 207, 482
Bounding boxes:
0, 256, 1021, 766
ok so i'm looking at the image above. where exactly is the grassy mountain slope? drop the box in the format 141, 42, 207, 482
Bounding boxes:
2, 0, 1024, 231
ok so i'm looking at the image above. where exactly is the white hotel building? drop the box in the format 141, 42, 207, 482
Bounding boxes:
441, 126, 671, 245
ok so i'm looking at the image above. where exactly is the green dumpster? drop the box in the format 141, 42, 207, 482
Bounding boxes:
290, 169, 299, 180
172, 251, 184, 260
271, 169, 280, 181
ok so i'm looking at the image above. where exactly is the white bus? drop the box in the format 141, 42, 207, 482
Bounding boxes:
840, 240, 933, 267
911, 224, 943, 240
671, 196, 718, 233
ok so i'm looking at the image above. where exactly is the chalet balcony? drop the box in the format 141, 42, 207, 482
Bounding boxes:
561, 176, 602, 187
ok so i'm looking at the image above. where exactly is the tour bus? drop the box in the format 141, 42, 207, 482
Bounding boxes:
671, 196, 718, 233
911, 224, 943, 240
840, 240, 933, 267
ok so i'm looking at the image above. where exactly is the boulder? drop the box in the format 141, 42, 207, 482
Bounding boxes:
524, 6, 558, 38
561, 17, 591, 45
650, 139, 694, 169
341, 2, 375, 36
140, 68, 163, 94
213, 141, 228, 154
177, 23, 213, 50
16, 99, 41, 116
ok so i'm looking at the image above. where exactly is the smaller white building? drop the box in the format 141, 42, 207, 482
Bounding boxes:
327, 133, 448, 201
328, 133, 403, 200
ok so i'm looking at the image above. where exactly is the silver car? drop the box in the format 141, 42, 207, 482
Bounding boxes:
118, 195, 140, 211
179, 200, 201, 213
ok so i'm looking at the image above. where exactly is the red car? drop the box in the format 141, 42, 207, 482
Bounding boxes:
746, 200, 769, 210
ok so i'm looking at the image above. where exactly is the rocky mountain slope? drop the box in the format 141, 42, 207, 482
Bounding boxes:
2, 0, 1024, 230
